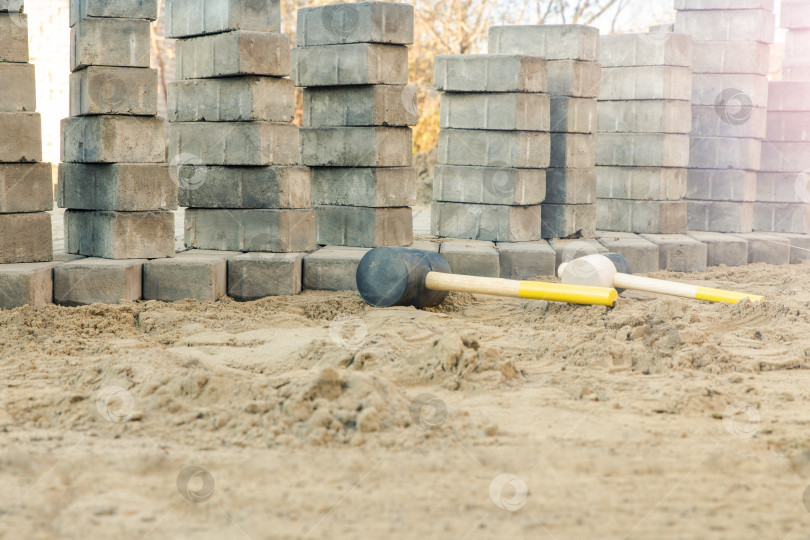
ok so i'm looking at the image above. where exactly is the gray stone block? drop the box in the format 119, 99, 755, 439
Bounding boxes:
785, 29, 810, 64
185, 208, 317, 252
691, 74, 768, 109
649, 24, 675, 33
497, 241, 557, 279
168, 122, 299, 166
598, 100, 692, 134
690, 105, 766, 139
686, 169, 756, 202
0, 212, 52, 264
166, 0, 280, 38
438, 239, 500, 278
303, 85, 417, 127
597, 199, 687, 234
70, 0, 158, 26
689, 137, 761, 171
550, 133, 596, 169
546, 60, 601, 98
61, 116, 164, 164
292, 43, 407, 87
431, 201, 542, 242
639, 234, 707, 272
685, 231, 748, 267
433, 54, 547, 93
311, 167, 415, 207
687, 201, 754, 233
0, 63, 35, 112
0, 260, 62, 310
438, 129, 550, 168
440, 92, 550, 131
53, 258, 144, 306
0, 163, 53, 213
732, 233, 791, 265
228, 252, 304, 300
675, 9, 775, 43
548, 238, 607, 270
70, 67, 158, 117
297, 2, 413, 46
768, 81, 810, 111
596, 166, 686, 201
545, 168, 596, 204
168, 77, 294, 123
599, 32, 692, 67
597, 133, 690, 167
782, 0, 810, 29
71, 18, 151, 71
178, 165, 310, 209
65, 210, 175, 259
488, 24, 600, 62
0, 13, 28, 63
761, 142, 810, 173
675, 0, 772, 8
783, 65, 810, 82
303, 246, 370, 291
595, 231, 659, 273
691, 40, 770, 75
0, 112, 41, 163
756, 171, 810, 204
58, 163, 177, 212
411, 240, 441, 253
315, 206, 412, 248
753, 203, 810, 234
143, 250, 238, 302
757, 232, 810, 264
176, 31, 290, 79
767, 111, 810, 142
600, 66, 691, 101
300, 127, 411, 167
433, 165, 545, 206
549, 97, 597, 133
541, 204, 596, 239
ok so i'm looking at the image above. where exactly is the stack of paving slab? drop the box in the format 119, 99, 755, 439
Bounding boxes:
163, 0, 315, 301
0, 1, 58, 309
293, 2, 417, 291
596, 30, 692, 235
488, 24, 601, 241
675, 0, 775, 236
56, 0, 177, 306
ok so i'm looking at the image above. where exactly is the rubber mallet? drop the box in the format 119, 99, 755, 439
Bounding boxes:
558, 253, 764, 304
356, 247, 619, 308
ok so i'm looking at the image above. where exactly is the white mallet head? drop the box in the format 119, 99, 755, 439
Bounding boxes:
558, 253, 633, 288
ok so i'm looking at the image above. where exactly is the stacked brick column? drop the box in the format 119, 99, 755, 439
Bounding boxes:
595, 31, 692, 234
675, 0, 775, 233
488, 25, 600, 240
163, 0, 315, 300
756, 0, 810, 234
294, 2, 415, 249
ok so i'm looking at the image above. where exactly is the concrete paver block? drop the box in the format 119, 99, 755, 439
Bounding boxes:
312, 167, 415, 207
168, 121, 299, 166
686, 169, 756, 202
753, 203, 810, 234
781, 0, 810, 29
185, 208, 317, 252
0, 212, 52, 264
687, 201, 754, 233
65, 210, 175, 259
0, 162, 54, 213
178, 165, 310, 209
545, 167, 596, 204
176, 31, 290, 79
440, 92, 550, 131
228, 252, 304, 300
688, 137, 761, 171
0, 112, 41, 162
70, 66, 158, 117
71, 18, 151, 71
292, 43, 407, 87
0, 13, 28, 63
143, 250, 239, 302
70, 0, 158, 26
546, 60, 601, 98
550, 133, 596, 169
599, 32, 692, 67
303, 85, 417, 127
674, 0, 772, 8
438, 129, 550, 168
58, 163, 177, 211
541, 204, 596, 240
168, 77, 294, 123
766, 111, 810, 142
488, 24, 600, 62
167, 0, 280, 38
690, 105, 767, 139
438, 239, 500, 278
596, 133, 690, 167
691, 40, 770, 75
595, 231, 659, 273
686, 231, 748, 267
0, 63, 35, 112
61, 115, 164, 163
315, 206, 412, 248
303, 246, 370, 292
597, 199, 687, 234
431, 201, 542, 242
783, 65, 810, 82
758, 232, 810, 264
597, 166, 686, 201
639, 234, 707, 273
0, 260, 63, 310
761, 142, 810, 173
768, 81, 810, 112
675, 9, 775, 44
732, 233, 791, 265
692, 73, 769, 109
756, 171, 810, 203
433, 54, 547, 93
598, 100, 692, 134
549, 96, 597, 133
53, 258, 144, 306
549, 238, 607, 270
297, 2, 413, 46
600, 66, 691, 101
784, 28, 810, 62
497, 240, 557, 279
300, 127, 411, 167
433, 165, 545, 206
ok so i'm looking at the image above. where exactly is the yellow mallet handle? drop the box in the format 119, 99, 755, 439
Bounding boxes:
613, 274, 764, 304
424, 272, 618, 307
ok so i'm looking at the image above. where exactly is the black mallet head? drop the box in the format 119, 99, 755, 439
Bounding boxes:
356, 247, 453, 308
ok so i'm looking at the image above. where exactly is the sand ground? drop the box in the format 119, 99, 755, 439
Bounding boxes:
2, 262, 810, 539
